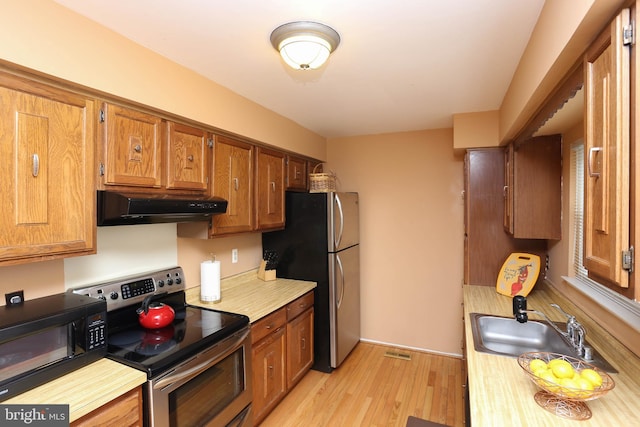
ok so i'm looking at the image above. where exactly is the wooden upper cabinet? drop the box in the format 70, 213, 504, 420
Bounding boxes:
584, 8, 631, 288
166, 122, 209, 191
255, 147, 285, 231
286, 155, 307, 190
211, 135, 254, 235
100, 103, 163, 188
503, 135, 562, 240
0, 72, 95, 265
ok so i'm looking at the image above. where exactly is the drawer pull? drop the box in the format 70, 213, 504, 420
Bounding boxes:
32, 154, 40, 177
588, 147, 602, 178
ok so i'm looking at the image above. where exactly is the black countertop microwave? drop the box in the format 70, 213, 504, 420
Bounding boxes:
0, 292, 107, 401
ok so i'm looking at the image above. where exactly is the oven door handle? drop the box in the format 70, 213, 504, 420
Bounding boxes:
153, 328, 249, 390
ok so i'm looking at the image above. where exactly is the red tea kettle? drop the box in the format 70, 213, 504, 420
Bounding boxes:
136, 295, 175, 329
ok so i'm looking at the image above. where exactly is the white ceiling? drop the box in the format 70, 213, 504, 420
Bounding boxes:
54, 0, 545, 139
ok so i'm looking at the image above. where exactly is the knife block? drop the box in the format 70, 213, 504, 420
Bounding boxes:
257, 260, 276, 281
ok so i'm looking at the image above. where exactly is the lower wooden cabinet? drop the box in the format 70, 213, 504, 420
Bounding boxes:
71, 386, 142, 427
252, 322, 287, 424
251, 292, 314, 425
286, 307, 314, 389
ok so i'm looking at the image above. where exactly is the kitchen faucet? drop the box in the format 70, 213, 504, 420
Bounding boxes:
512, 296, 589, 358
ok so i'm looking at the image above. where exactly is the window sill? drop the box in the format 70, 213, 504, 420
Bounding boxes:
559, 276, 640, 331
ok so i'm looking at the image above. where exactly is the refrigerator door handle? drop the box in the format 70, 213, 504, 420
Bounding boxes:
335, 194, 344, 249
336, 254, 345, 308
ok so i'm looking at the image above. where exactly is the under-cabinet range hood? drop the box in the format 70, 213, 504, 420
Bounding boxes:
97, 190, 227, 226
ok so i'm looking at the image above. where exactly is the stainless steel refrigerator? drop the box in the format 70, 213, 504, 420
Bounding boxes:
262, 191, 360, 372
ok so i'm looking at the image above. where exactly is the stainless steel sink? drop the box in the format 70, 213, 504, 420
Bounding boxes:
469, 312, 616, 372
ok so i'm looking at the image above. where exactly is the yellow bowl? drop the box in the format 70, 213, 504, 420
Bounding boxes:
517, 352, 615, 401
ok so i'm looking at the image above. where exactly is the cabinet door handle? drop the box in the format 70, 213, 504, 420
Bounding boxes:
271, 181, 275, 192
134, 144, 142, 153
588, 147, 602, 178
301, 337, 306, 350
187, 155, 194, 162
503, 186, 508, 197
233, 177, 239, 191
32, 154, 39, 177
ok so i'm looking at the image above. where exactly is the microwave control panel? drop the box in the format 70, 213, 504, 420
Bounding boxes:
86, 312, 107, 350
71, 267, 185, 312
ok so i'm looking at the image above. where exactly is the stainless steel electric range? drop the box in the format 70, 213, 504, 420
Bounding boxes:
72, 266, 252, 427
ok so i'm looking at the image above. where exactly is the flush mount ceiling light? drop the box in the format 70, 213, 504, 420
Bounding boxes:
270, 21, 340, 70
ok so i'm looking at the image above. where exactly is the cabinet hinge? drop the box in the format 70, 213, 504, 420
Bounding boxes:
622, 246, 634, 272
623, 22, 635, 46
99, 109, 105, 123
99, 162, 105, 177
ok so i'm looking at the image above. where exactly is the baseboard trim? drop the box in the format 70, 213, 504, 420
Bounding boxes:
359, 338, 463, 359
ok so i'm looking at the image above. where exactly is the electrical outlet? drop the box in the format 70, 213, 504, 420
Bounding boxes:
232, 249, 238, 264
5, 290, 24, 306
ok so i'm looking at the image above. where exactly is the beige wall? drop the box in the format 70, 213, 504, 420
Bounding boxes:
500, 0, 623, 143
0, 0, 325, 160
453, 110, 500, 149
327, 129, 465, 356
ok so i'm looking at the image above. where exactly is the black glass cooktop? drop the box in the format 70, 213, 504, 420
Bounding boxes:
106, 294, 248, 378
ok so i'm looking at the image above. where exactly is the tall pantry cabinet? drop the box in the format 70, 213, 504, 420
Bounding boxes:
464, 149, 546, 286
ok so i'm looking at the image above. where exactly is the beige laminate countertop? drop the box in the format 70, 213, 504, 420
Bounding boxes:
4, 358, 147, 422
464, 283, 640, 426
185, 270, 316, 323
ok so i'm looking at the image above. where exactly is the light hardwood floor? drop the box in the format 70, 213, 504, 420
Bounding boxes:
259, 342, 465, 427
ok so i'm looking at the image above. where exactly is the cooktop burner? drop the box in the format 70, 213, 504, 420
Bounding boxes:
108, 304, 247, 377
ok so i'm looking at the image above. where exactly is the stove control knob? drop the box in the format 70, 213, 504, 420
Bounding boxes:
175, 276, 182, 285
166, 278, 174, 286
157, 280, 165, 288
109, 291, 119, 300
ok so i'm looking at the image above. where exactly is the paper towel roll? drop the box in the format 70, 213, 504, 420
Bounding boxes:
200, 260, 221, 302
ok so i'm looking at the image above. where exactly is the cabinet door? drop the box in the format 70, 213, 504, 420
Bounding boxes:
286, 308, 314, 389
0, 74, 95, 264
212, 136, 254, 234
101, 103, 163, 188
251, 327, 286, 425
503, 144, 514, 232
255, 148, 285, 230
508, 136, 562, 240
286, 155, 307, 190
166, 122, 209, 191
584, 8, 631, 288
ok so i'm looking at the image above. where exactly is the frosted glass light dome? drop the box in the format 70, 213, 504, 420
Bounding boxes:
270, 22, 340, 70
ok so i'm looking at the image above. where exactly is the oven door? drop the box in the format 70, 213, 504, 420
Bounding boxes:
147, 327, 252, 427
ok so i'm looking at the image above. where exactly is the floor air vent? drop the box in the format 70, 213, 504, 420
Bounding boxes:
384, 351, 412, 360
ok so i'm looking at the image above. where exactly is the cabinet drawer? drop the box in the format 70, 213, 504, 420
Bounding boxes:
286, 292, 314, 321
251, 308, 287, 344
71, 386, 141, 427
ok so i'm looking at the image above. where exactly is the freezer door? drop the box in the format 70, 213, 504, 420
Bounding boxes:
328, 192, 359, 252
329, 245, 361, 368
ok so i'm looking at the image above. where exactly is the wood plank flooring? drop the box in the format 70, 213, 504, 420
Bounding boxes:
259, 342, 465, 427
